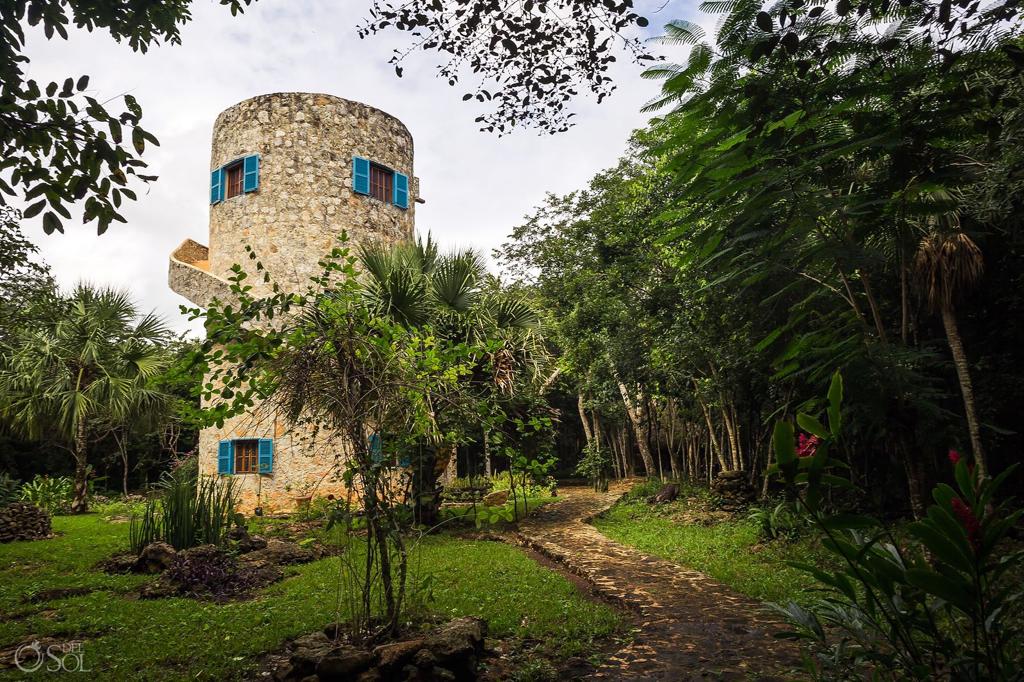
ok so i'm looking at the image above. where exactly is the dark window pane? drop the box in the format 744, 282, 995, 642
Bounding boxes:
225, 163, 244, 199
370, 164, 392, 203
234, 440, 258, 473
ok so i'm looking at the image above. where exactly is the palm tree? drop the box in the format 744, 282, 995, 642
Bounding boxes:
0, 285, 170, 511
914, 229, 987, 478
358, 234, 546, 523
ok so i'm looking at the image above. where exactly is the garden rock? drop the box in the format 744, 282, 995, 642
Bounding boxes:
648, 483, 679, 505
132, 541, 177, 573
424, 616, 486, 678
315, 646, 373, 680
711, 471, 756, 511
242, 538, 315, 565
373, 638, 423, 673
0, 501, 51, 542
482, 490, 509, 507
289, 632, 335, 676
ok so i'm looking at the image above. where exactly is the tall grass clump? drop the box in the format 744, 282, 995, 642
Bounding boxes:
129, 466, 237, 554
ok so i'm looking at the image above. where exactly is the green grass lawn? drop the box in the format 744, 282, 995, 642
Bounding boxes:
0, 515, 621, 680
593, 499, 830, 606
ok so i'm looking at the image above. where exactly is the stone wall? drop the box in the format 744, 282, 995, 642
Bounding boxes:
198, 407, 359, 514
169, 239, 233, 306
208, 92, 416, 295
170, 92, 418, 513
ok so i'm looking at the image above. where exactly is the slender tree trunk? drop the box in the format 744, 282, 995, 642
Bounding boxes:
859, 269, 889, 343
578, 394, 594, 444
697, 396, 729, 472
942, 305, 987, 478
900, 256, 910, 344
617, 380, 657, 477
483, 429, 492, 477
71, 418, 89, 513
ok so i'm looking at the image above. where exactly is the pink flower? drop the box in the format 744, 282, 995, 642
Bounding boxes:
796, 433, 821, 458
948, 449, 961, 465
951, 497, 982, 552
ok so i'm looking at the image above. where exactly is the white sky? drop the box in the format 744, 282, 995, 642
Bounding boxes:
18, 0, 704, 334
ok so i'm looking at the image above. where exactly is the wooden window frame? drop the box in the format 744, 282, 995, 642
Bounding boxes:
233, 439, 259, 474
224, 161, 244, 199
369, 163, 393, 203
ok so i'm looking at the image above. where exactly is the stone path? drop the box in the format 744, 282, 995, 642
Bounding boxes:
516, 483, 801, 680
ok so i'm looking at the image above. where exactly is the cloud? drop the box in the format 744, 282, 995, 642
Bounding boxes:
17, 0, 704, 335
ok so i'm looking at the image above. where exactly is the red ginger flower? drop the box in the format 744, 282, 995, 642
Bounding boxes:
951, 497, 982, 552
948, 449, 961, 465
796, 433, 821, 458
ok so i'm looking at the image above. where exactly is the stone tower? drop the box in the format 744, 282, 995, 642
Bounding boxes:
169, 93, 418, 512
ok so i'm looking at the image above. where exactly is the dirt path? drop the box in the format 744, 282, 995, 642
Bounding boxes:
516, 484, 801, 680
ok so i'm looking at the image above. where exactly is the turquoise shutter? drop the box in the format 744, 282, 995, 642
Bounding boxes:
369, 433, 383, 462
353, 157, 370, 195
393, 172, 409, 209
398, 451, 410, 467
210, 167, 224, 204
217, 440, 234, 474
257, 438, 274, 473
242, 155, 260, 193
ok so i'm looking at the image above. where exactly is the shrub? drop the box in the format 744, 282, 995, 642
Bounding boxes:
163, 546, 258, 600
772, 373, 1024, 680
623, 478, 664, 503
0, 473, 18, 508
575, 442, 612, 491
129, 468, 237, 553
490, 470, 555, 498
19, 475, 73, 513
747, 500, 806, 541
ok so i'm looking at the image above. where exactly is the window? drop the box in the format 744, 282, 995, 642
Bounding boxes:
210, 154, 260, 204
352, 157, 409, 209
233, 439, 259, 474
217, 438, 274, 475
224, 161, 244, 199
370, 164, 393, 203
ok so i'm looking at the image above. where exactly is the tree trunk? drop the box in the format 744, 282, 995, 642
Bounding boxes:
942, 305, 987, 478
617, 380, 656, 476
577, 394, 594, 444
697, 396, 729, 472
859, 269, 889, 344
71, 418, 89, 513
483, 429, 492, 477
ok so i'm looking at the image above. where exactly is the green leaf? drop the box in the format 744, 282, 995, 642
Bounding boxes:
796, 412, 828, 438
827, 371, 843, 436
22, 199, 46, 219
773, 420, 796, 477
821, 513, 878, 530
905, 568, 974, 612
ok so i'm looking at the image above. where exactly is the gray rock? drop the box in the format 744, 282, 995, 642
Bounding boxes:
289, 632, 334, 676
132, 542, 177, 574
242, 538, 315, 566
425, 617, 486, 662
315, 646, 373, 680
482, 490, 509, 507
373, 638, 424, 673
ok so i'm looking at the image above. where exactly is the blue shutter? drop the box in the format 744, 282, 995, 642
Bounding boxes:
210, 167, 224, 204
393, 172, 409, 209
398, 452, 411, 467
242, 155, 260, 193
257, 438, 274, 473
369, 433, 383, 462
217, 440, 234, 474
353, 157, 370, 195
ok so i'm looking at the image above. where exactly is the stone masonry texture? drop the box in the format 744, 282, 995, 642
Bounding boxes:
168, 92, 416, 512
